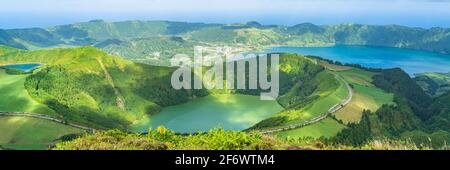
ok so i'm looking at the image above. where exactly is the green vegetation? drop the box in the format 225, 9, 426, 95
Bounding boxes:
334, 84, 394, 123
0, 116, 83, 150
276, 118, 346, 139
252, 71, 346, 129
414, 72, 450, 97
0, 69, 56, 115
248, 55, 349, 130
334, 68, 394, 123
0, 45, 203, 129
333, 68, 450, 149
1, 37, 449, 149
0, 46, 334, 133
54, 127, 428, 150
373, 68, 433, 118
268, 65, 392, 139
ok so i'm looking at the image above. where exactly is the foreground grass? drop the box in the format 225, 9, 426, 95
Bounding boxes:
0, 69, 56, 115
0, 116, 84, 150
54, 128, 429, 150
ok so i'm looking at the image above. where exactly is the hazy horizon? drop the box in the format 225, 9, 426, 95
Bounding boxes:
1, 0, 450, 29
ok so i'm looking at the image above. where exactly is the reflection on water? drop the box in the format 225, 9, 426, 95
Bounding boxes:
267, 45, 450, 75
131, 94, 283, 133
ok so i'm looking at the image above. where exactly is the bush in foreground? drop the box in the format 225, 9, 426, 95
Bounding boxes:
54, 127, 430, 150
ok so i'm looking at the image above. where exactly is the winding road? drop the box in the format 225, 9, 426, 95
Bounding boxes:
258, 72, 353, 134
0, 111, 96, 132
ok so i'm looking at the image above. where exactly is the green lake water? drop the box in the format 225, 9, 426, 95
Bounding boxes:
131, 94, 284, 133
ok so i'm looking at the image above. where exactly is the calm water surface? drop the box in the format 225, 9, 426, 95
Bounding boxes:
0, 63, 41, 71
131, 94, 284, 133
267, 45, 450, 75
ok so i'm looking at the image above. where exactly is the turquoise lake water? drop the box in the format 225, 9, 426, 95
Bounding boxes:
267, 45, 450, 75
0, 63, 41, 71
131, 94, 284, 133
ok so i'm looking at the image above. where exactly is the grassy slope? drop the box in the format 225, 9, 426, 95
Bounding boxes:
282, 71, 347, 121
0, 116, 83, 150
272, 71, 348, 139
274, 66, 394, 139
0, 45, 393, 143
3, 47, 322, 130
0, 69, 56, 115
334, 68, 394, 123
250, 55, 344, 131
276, 118, 346, 139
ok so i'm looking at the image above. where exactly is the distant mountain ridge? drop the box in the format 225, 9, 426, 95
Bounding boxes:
1, 20, 449, 65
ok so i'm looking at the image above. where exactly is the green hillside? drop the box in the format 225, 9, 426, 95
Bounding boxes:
1, 44, 449, 149
414, 72, 450, 97
0, 46, 331, 132
0, 46, 192, 129
333, 68, 450, 149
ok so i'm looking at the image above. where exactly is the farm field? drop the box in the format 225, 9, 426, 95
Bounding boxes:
334, 68, 394, 123
298, 71, 349, 119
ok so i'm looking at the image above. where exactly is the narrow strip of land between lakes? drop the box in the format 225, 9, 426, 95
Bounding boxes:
258, 72, 353, 134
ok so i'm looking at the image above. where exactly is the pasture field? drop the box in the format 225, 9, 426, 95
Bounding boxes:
298, 71, 348, 119
0, 69, 56, 115
334, 68, 394, 123
0, 116, 84, 150
338, 68, 376, 87
276, 118, 346, 139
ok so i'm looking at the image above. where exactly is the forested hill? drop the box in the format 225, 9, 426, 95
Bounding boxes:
0, 20, 449, 65
334, 68, 450, 148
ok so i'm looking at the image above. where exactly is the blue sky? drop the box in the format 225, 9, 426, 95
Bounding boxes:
1, 0, 450, 29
